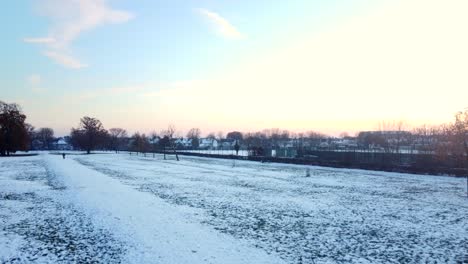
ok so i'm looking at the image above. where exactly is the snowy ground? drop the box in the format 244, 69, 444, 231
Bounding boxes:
1, 153, 467, 263
178, 150, 249, 157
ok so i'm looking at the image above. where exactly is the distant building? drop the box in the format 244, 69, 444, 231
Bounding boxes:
330, 138, 358, 149
149, 137, 160, 145
199, 138, 218, 149
53, 138, 73, 150
357, 131, 412, 151
175, 138, 193, 149
219, 139, 236, 149
318, 141, 330, 149
273, 147, 297, 158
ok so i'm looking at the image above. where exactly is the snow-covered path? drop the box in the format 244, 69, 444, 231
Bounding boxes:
1, 155, 126, 263
44, 154, 284, 263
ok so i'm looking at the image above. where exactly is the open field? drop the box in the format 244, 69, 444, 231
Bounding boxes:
1, 153, 467, 263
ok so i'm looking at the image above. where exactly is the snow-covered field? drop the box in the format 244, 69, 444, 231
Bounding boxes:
178, 149, 249, 157
1, 153, 467, 263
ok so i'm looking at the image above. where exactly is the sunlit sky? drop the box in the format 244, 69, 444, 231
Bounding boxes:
1, 0, 467, 136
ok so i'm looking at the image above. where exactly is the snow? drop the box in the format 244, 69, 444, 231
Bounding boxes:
1, 153, 467, 263
179, 149, 249, 156
45, 154, 282, 263
1, 154, 282, 263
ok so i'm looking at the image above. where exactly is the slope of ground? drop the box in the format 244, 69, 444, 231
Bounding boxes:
1, 154, 283, 264
1, 153, 467, 263
76, 153, 468, 263
0, 155, 124, 263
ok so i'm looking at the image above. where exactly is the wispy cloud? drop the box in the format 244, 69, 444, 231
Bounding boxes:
197, 8, 244, 40
23, 37, 56, 44
43, 51, 88, 69
24, 0, 134, 69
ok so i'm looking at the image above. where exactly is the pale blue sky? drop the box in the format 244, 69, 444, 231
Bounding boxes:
1, 0, 467, 136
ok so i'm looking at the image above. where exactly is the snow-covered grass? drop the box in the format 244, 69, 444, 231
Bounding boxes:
1, 153, 467, 263
178, 149, 249, 157
0, 155, 123, 263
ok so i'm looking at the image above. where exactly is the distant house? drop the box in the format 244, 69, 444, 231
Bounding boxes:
318, 142, 330, 149
149, 137, 160, 146
53, 138, 73, 150
175, 138, 192, 149
219, 139, 236, 149
199, 138, 218, 149
277, 139, 295, 148
331, 138, 358, 149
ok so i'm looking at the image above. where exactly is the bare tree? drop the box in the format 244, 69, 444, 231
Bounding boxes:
394, 121, 407, 155
131, 132, 150, 156
429, 125, 450, 163
161, 125, 179, 161
451, 110, 468, 196
267, 128, 281, 148
307, 131, 326, 139
38, 127, 55, 150
306, 130, 326, 148
187, 128, 201, 149
281, 130, 290, 140
149, 131, 159, 153
207, 132, 216, 139
187, 128, 201, 139
25, 123, 35, 150
452, 110, 468, 159
339, 132, 349, 138
158, 135, 169, 160
130, 132, 141, 153
377, 121, 393, 153
166, 125, 176, 138
140, 134, 150, 155
243, 131, 269, 156
413, 125, 432, 154
71, 116, 107, 154
109, 128, 127, 153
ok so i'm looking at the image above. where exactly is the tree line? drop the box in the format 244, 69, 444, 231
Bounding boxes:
1, 100, 466, 165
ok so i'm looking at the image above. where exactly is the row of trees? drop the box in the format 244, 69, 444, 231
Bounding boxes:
411, 111, 467, 165
68, 117, 179, 161
356, 114, 467, 158
127, 126, 179, 160
218, 116, 466, 161
1, 101, 73, 154
2, 99, 466, 165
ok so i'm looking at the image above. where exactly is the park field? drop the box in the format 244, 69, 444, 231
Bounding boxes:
1, 153, 467, 263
